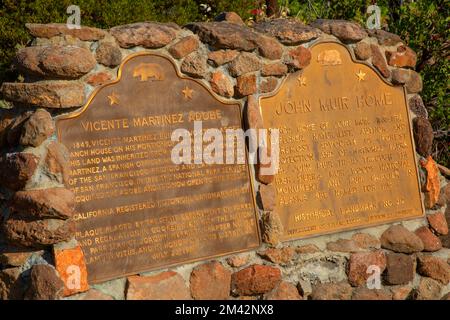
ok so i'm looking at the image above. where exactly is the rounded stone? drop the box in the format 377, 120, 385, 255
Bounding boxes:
110, 22, 177, 49
168, 36, 199, 59
414, 226, 442, 252
95, 42, 122, 67
380, 224, 424, 253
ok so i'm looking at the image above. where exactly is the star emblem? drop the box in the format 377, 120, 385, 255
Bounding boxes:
182, 86, 193, 100
107, 92, 120, 106
297, 75, 307, 86
356, 70, 366, 82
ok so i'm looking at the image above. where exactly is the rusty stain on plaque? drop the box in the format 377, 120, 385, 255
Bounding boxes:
259, 42, 424, 241
56, 53, 260, 283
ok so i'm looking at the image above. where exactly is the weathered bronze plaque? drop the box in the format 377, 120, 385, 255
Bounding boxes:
260, 42, 424, 241
56, 53, 260, 283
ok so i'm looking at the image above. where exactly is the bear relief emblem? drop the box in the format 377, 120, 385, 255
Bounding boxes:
317, 50, 342, 66
132, 63, 165, 81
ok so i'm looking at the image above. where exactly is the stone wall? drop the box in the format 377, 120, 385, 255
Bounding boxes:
0, 13, 449, 300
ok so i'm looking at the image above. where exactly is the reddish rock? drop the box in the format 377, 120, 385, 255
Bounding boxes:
261, 63, 288, 77
0, 152, 39, 190
285, 46, 311, 70
1, 81, 85, 109
257, 148, 275, 184
310, 282, 353, 300
405, 70, 423, 93
436, 187, 448, 207
231, 265, 281, 296
368, 29, 403, 46
310, 19, 367, 42
420, 156, 440, 209
0, 267, 25, 300
413, 277, 442, 300
228, 52, 261, 77
347, 250, 387, 287
19, 109, 54, 147
126, 271, 191, 300
261, 211, 284, 246
417, 255, 450, 284
85, 72, 113, 87
168, 36, 199, 59
258, 184, 276, 211
44, 141, 70, 184
380, 224, 424, 253
258, 247, 294, 265
386, 45, 417, 68
296, 244, 320, 254
256, 35, 283, 60
246, 95, 263, 130
370, 44, 390, 78
391, 68, 410, 84
11, 188, 75, 220
326, 239, 361, 253
186, 22, 259, 52
54, 245, 89, 296
414, 226, 442, 252
0, 110, 14, 148
391, 286, 412, 300
427, 212, 448, 235
3, 216, 74, 248
207, 50, 238, 66
15, 45, 96, 79
190, 261, 231, 300
110, 22, 177, 49
209, 71, 234, 98
215, 12, 245, 25
441, 292, 450, 300
265, 281, 302, 300
235, 74, 257, 97
188, 21, 281, 60
412, 117, 433, 157
352, 287, 392, 300
351, 233, 380, 249
25, 23, 106, 41
391, 69, 423, 93
0, 248, 35, 267
254, 19, 320, 45
260, 77, 278, 94
25, 264, 64, 300
226, 255, 249, 268
385, 253, 415, 285
95, 42, 122, 67
353, 41, 371, 60
408, 95, 428, 118
181, 53, 207, 78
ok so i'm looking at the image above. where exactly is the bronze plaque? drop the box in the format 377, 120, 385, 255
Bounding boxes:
56, 53, 260, 283
260, 42, 424, 241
